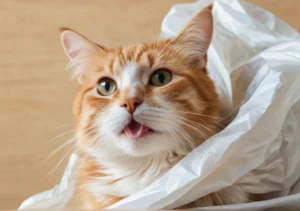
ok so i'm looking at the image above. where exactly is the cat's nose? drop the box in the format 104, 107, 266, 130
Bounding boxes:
120, 97, 143, 114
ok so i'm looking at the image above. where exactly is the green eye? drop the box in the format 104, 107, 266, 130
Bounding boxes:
97, 78, 117, 96
150, 69, 172, 87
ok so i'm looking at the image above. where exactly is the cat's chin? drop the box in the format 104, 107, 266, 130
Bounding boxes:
116, 132, 174, 157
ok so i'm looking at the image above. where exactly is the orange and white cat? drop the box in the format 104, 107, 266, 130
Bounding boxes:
60, 6, 249, 209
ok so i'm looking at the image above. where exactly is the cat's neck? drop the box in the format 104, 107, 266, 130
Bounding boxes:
84, 143, 186, 170
78, 141, 187, 198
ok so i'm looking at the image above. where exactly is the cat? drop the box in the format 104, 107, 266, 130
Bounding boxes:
60, 5, 250, 209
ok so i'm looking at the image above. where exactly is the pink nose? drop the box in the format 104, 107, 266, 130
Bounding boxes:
120, 97, 142, 114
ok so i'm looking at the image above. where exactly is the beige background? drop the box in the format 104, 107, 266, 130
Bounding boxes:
0, 0, 299, 209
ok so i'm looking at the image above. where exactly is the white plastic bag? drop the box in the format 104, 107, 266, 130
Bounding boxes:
19, 0, 300, 210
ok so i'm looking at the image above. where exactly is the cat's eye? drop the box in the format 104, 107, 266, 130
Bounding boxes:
97, 78, 117, 96
150, 69, 172, 87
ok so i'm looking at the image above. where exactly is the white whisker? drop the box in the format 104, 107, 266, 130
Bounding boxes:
45, 129, 76, 143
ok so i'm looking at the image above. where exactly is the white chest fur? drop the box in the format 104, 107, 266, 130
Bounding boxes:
83, 148, 183, 202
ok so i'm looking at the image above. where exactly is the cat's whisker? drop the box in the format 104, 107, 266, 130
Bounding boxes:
162, 118, 203, 151
45, 143, 77, 179
175, 111, 225, 121
46, 123, 75, 129
45, 128, 76, 143
178, 116, 214, 133
44, 136, 77, 161
82, 132, 103, 146
146, 107, 224, 121
140, 111, 215, 134
147, 110, 212, 143
166, 122, 197, 150
156, 113, 210, 141
178, 119, 209, 140
81, 14, 110, 53
167, 113, 216, 133
81, 134, 103, 152
172, 123, 198, 150
44, 132, 99, 180
140, 115, 197, 150
164, 126, 182, 148
63, 132, 103, 181
44, 125, 96, 163
172, 126, 197, 150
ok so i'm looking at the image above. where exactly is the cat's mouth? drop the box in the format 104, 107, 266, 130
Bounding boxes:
123, 119, 155, 138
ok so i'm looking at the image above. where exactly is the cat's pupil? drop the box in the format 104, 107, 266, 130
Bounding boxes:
104, 81, 110, 92
158, 74, 165, 83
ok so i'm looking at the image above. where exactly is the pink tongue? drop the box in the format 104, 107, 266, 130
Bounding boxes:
124, 120, 149, 138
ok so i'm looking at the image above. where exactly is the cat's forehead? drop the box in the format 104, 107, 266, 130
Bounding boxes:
106, 57, 152, 87
103, 41, 168, 75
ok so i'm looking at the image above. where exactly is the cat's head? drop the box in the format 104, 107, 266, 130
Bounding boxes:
60, 8, 220, 157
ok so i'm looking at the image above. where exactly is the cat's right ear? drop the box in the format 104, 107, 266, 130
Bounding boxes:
170, 7, 213, 69
60, 27, 105, 83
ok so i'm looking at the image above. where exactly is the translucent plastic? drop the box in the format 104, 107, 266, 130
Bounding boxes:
19, 0, 300, 210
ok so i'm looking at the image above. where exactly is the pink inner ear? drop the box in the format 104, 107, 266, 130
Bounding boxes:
68, 49, 81, 60
61, 30, 104, 82
61, 30, 98, 61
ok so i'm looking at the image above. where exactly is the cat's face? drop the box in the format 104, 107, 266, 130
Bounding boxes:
61, 9, 220, 157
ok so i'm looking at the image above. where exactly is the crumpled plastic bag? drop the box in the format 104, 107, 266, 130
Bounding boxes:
19, 0, 300, 210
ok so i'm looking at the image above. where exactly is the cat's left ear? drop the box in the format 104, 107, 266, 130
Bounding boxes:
171, 6, 213, 68
60, 27, 106, 83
